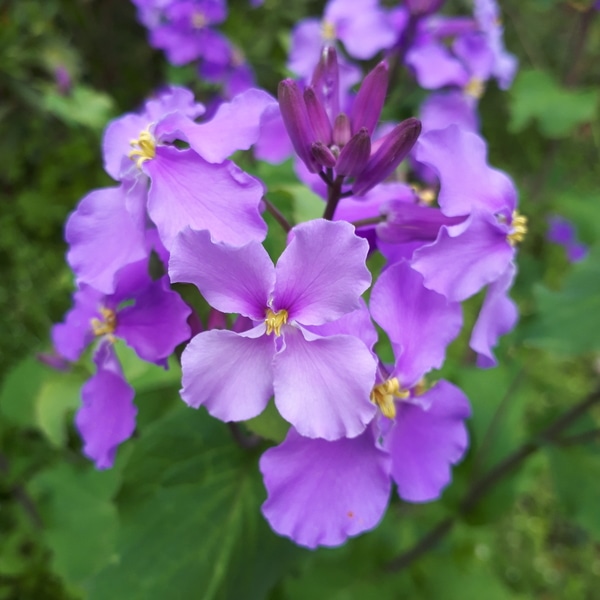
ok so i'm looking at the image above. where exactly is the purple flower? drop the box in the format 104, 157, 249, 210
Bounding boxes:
547, 215, 588, 263
52, 260, 191, 468
169, 219, 378, 440
278, 47, 421, 195
259, 266, 470, 548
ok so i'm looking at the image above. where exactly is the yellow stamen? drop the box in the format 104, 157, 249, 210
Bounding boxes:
128, 129, 156, 169
370, 378, 410, 419
191, 11, 207, 28
413, 378, 428, 397
507, 210, 527, 246
321, 19, 336, 41
90, 307, 117, 342
464, 77, 485, 100
265, 308, 288, 336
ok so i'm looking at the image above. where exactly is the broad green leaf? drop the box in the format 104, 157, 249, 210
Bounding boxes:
289, 184, 325, 223
35, 372, 83, 447
27, 463, 120, 591
244, 399, 289, 443
88, 407, 303, 600
509, 69, 599, 138
0, 355, 45, 426
546, 445, 600, 540
524, 245, 600, 356
41, 84, 115, 130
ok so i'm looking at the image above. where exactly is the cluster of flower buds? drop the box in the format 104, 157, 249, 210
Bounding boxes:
51, 0, 527, 549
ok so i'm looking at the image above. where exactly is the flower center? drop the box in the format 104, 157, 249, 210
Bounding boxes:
128, 129, 156, 169
321, 19, 336, 41
265, 308, 288, 336
191, 11, 207, 28
507, 211, 527, 246
90, 307, 117, 340
464, 77, 485, 100
370, 378, 409, 419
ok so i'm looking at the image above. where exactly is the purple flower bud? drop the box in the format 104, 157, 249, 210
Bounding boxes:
353, 118, 422, 196
304, 86, 333, 145
278, 79, 320, 173
311, 46, 340, 121
333, 113, 352, 147
351, 62, 389, 136
311, 142, 338, 169
405, 0, 446, 17
336, 128, 371, 177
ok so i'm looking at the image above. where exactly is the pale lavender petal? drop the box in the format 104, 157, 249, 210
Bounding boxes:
387, 380, 470, 502
453, 32, 494, 81
370, 261, 462, 387
76, 342, 137, 469
406, 37, 469, 89
260, 426, 391, 549
145, 146, 266, 249
117, 276, 191, 365
180, 328, 275, 421
169, 88, 278, 163
414, 125, 517, 216
419, 90, 479, 134
169, 227, 274, 320
411, 212, 514, 301
273, 327, 377, 440
66, 182, 148, 295
288, 19, 323, 79
273, 219, 370, 325
470, 262, 517, 367
52, 286, 104, 361
307, 300, 378, 352
254, 103, 294, 164
102, 112, 149, 181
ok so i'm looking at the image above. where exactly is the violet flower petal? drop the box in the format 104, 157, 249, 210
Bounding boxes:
180, 327, 275, 420
76, 342, 137, 470
170, 227, 274, 320
260, 426, 391, 548
273, 219, 371, 326
273, 327, 377, 440
386, 380, 470, 502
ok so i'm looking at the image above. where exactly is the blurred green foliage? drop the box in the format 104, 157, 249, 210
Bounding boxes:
1, 0, 600, 599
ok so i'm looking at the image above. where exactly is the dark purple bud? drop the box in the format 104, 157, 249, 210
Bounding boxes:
405, 0, 446, 16
311, 142, 337, 169
332, 113, 352, 147
351, 62, 389, 136
311, 45, 340, 121
352, 117, 422, 196
304, 86, 332, 145
278, 79, 320, 173
377, 201, 465, 243
336, 128, 371, 177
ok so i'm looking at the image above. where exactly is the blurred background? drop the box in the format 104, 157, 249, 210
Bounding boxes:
1, 0, 600, 598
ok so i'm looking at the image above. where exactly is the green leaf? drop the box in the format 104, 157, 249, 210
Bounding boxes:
41, 84, 115, 130
289, 184, 325, 223
88, 407, 303, 600
524, 245, 600, 356
546, 445, 600, 540
28, 463, 121, 591
245, 400, 289, 443
35, 372, 83, 447
0, 355, 45, 426
509, 69, 599, 138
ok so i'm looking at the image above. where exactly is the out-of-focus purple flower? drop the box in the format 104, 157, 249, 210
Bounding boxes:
547, 215, 588, 262
52, 260, 191, 468
169, 219, 377, 440
54, 65, 72, 95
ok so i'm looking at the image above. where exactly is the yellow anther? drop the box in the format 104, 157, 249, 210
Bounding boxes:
370, 378, 410, 419
507, 211, 528, 246
90, 307, 117, 341
321, 19, 336, 41
265, 308, 288, 336
128, 129, 156, 169
191, 11, 207, 28
464, 77, 485, 100
413, 378, 429, 396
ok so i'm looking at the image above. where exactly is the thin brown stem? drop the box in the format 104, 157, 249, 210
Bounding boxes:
263, 196, 292, 233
